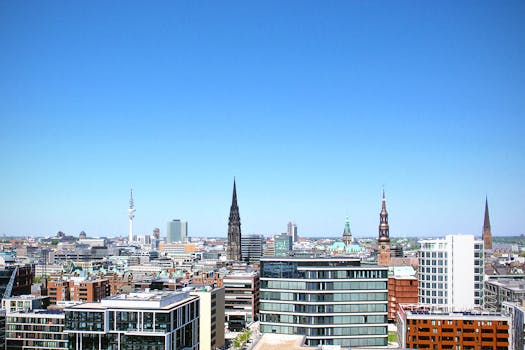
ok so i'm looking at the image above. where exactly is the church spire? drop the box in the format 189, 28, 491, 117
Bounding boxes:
227, 178, 242, 261
378, 190, 390, 243
342, 216, 353, 246
482, 196, 493, 250
378, 189, 391, 265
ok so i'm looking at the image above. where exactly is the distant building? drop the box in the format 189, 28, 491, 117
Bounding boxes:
223, 272, 259, 331
418, 235, 484, 308
287, 222, 298, 243
483, 197, 493, 250
274, 233, 293, 256
227, 179, 242, 261
241, 234, 263, 262
378, 190, 391, 265
167, 219, 187, 243
397, 304, 516, 350
47, 278, 111, 304
342, 216, 353, 246
65, 290, 199, 350
260, 256, 388, 348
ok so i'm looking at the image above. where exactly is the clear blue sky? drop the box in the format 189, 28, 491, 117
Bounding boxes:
1, 1, 524, 238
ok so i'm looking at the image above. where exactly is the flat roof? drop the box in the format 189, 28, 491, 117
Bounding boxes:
253, 334, 312, 350
66, 291, 198, 311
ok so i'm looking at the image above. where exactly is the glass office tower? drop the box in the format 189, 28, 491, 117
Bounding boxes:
260, 256, 388, 348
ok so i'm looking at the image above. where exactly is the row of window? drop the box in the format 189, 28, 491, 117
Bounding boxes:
262, 280, 387, 291
261, 291, 387, 302
260, 302, 387, 313
260, 324, 387, 336
261, 313, 387, 325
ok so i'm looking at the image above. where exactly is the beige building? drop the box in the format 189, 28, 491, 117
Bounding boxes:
190, 286, 225, 350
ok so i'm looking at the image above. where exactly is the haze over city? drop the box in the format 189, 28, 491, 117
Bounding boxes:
1, 1, 524, 237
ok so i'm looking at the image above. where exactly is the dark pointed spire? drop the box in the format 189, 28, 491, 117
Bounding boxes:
342, 216, 353, 246
482, 196, 493, 250
227, 178, 242, 261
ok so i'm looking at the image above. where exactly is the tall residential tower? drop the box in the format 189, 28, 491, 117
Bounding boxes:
227, 179, 242, 261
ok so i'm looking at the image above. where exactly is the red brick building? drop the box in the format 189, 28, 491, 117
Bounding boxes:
397, 304, 517, 349
47, 278, 110, 304
388, 275, 418, 321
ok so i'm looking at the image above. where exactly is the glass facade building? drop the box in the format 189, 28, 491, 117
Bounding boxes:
259, 257, 388, 348
64, 290, 199, 350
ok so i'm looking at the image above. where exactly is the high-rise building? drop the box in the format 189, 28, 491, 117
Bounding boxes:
378, 190, 391, 265
227, 179, 242, 261
287, 222, 298, 243
482, 197, 493, 250
128, 187, 135, 243
418, 234, 484, 308
166, 219, 187, 243
342, 216, 353, 246
260, 256, 388, 348
274, 233, 293, 256
64, 290, 199, 350
397, 304, 516, 350
241, 234, 263, 262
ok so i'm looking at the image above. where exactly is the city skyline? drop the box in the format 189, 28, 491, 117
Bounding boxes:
1, 1, 524, 237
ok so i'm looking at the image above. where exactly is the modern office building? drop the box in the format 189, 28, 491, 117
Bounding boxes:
227, 178, 242, 261
274, 233, 293, 256
6, 309, 67, 350
485, 275, 525, 312
190, 286, 225, 350
64, 290, 199, 350
223, 272, 259, 331
418, 234, 484, 308
241, 234, 263, 262
259, 256, 388, 348
167, 219, 188, 243
397, 304, 515, 349
287, 222, 298, 243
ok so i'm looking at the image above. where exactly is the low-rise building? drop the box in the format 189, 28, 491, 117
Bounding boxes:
64, 290, 199, 350
397, 304, 516, 349
485, 275, 525, 312
223, 272, 259, 331
388, 267, 418, 322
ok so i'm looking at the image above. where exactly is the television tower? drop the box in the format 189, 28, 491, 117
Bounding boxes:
128, 187, 136, 243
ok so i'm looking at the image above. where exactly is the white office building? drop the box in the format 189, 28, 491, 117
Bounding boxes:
418, 234, 484, 308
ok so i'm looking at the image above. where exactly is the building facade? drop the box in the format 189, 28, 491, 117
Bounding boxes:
47, 278, 111, 304
287, 222, 298, 243
223, 272, 259, 331
485, 276, 525, 312
64, 290, 199, 350
166, 219, 187, 243
241, 234, 263, 262
259, 257, 388, 348
274, 233, 293, 257
418, 235, 484, 308
397, 304, 515, 349
388, 275, 418, 322
190, 286, 225, 350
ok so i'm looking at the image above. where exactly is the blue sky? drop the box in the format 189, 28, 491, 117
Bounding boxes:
1, 1, 524, 238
